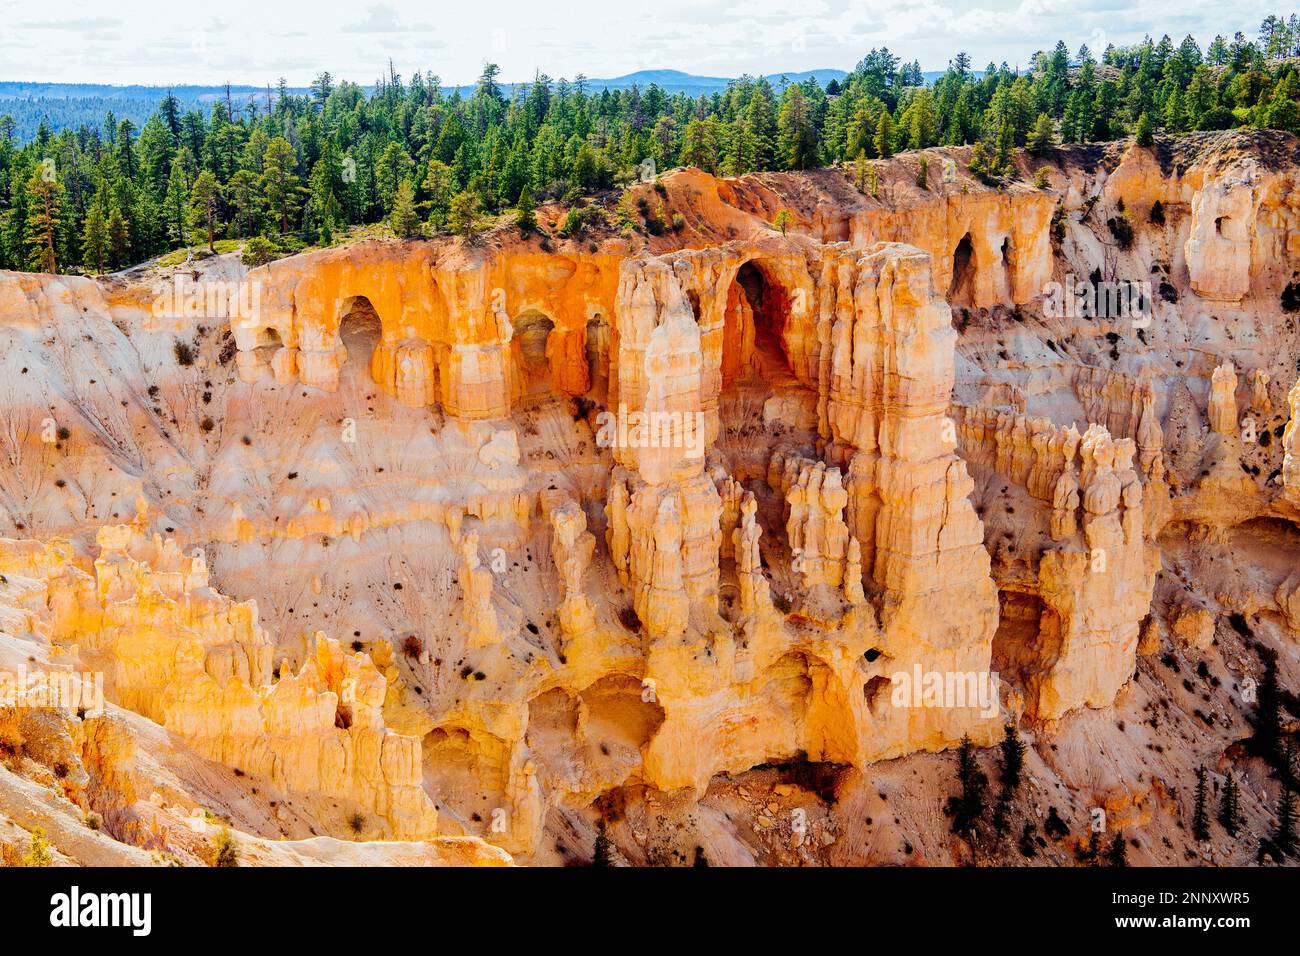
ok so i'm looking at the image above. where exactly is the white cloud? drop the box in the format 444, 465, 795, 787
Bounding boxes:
0, 0, 1279, 86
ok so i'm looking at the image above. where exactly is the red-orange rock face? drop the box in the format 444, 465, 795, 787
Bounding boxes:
2, 130, 1300, 866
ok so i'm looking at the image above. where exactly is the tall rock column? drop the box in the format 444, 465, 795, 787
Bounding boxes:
607, 258, 722, 641
819, 242, 997, 651
442, 265, 515, 419
1034, 429, 1156, 720
1208, 361, 1239, 435
1283, 381, 1300, 504
1185, 162, 1260, 303
812, 241, 1001, 759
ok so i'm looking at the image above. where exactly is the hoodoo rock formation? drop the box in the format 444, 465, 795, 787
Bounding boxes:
2, 129, 1300, 866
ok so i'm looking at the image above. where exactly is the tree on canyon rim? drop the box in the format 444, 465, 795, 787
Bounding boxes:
189, 170, 222, 252
2, 15, 1300, 272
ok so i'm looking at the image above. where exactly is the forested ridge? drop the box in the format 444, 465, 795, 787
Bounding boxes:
3, 14, 1300, 276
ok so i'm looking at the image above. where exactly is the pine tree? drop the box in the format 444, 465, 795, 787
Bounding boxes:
81, 204, 108, 274
777, 85, 820, 170
515, 185, 537, 234
106, 205, 130, 269
906, 88, 938, 148
1106, 832, 1129, 867
992, 790, 1012, 837
189, 170, 222, 253
447, 190, 480, 240
724, 118, 761, 176
846, 107, 878, 160
261, 136, 302, 234
593, 819, 613, 866
1193, 765, 1211, 841
24, 167, 64, 274
1256, 653, 1284, 763
390, 180, 421, 239
1080, 826, 1101, 865
2, 17, 1291, 279
1219, 773, 1241, 837
1135, 112, 1155, 147
680, 118, 720, 174
1026, 112, 1057, 155
950, 734, 988, 837
226, 169, 263, 239
999, 723, 1025, 791
423, 160, 457, 229
915, 154, 929, 189
773, 209, 793, 235
1273, 784, 1297, 856
873, 111, 895, 159
995, 122, 1015, 174
162, 146, 197, 247
375, 141, 415, 212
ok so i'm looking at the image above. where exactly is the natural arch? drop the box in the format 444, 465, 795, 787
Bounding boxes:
253, 326, 283, 362
992, 588, 1061, 692
511, 310, 556, 398
338, 295, 382, 384
722, 260, 794, 387
716, 259, 817, 482
948, 233, 976, 310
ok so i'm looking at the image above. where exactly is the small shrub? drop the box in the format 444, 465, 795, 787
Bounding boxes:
211, 826, 239, 867
1149, 200, 1165, 225
1044, 806, 1069, 839
1033, 167, 1051, 190
401, 634, 424, 659
21, 827, 54, 867
1107, 213, 1134, 250
558, 204, 606, 238
242, 236, 278, 266
173, 341, 195, 366
348, 812, 365, 835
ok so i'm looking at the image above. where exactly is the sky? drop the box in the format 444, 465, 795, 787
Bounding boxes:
0, 0, 1279, 87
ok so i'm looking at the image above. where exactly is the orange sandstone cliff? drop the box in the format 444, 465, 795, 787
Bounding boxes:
1, 129, 1299, 867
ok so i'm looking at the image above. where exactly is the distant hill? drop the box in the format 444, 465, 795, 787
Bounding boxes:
0, 83, 304, 141
444, 68, 851, 97
0, 69, 853, 140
